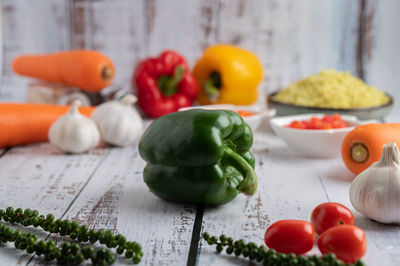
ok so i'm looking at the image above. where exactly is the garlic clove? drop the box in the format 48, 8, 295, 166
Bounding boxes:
92, 94, 144, 147
49, 100, 100, 154
350, 142, 400, 224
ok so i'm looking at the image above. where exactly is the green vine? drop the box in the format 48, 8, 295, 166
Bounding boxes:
0, 207, 142, 265
202, 232, 364, 266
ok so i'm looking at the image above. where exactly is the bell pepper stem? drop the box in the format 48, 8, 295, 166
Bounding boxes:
204, 72, 222, 103
222, 146, 257, 196
159, 65, 185, 97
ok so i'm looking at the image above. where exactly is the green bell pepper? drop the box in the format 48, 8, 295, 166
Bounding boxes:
138, 109, 257, 206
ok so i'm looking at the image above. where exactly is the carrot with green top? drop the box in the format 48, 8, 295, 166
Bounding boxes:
342, 123, 400, 174
0, 103, 94, 148
12, 50, 114, 92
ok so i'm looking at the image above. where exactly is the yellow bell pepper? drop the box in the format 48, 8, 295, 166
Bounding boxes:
193, 44, 263, 105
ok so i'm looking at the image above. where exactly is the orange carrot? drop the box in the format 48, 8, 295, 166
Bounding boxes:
12, 50, 115, 92
341, 123, 400, 174
0, 103, 95, 148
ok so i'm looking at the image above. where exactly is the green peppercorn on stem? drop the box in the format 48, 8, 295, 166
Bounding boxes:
0, 206, 143, 265
202, 232, 365, 266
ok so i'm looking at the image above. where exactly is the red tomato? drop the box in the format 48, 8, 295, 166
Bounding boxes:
331, 113, 342, 121
302, 120, 313, 129
288, 121, 306, 129
318, 225, 367, 263
322, 114, 333, 123
286, 114, 348, 130
331, 120, 347, 129
310, 117, 322, 129
264, 220, 315, 255
311, 202, 354, 235
236, 110, 254, 117
319, 121, 333, 130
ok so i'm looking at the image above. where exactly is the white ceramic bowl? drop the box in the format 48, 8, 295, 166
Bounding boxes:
269, 114, 367, 158
179, 104, 276, 132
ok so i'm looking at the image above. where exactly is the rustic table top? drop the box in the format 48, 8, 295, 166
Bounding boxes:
0, 121, 397, 266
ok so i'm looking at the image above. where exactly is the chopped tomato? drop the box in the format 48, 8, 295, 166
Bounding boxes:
302, 120, 313, 129
288, 121, 306, 129
331, 113, 342, 121
322, 115, 333, 123
236, 110, 254, 117
320, 121, 333, 130
287, 114, 348, 130
331, 120, 347, 129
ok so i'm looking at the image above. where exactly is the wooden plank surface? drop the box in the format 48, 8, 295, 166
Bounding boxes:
0, 143, 110, 265
145, 0, 218, 66
196, 123, 398, 266
218, 0, 361, 106
0, 0, 70, 101
57, 146, 197, 266
0, 125, 399, 265
2, 0, 398, 116
315, 158, 396, 265
71, 0, 146, 93
0, 0, 399, 265
197, 126, 330, 265
362, 0, 400, 122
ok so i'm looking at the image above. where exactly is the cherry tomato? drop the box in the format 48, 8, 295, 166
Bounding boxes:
318, 225, 367, 263
311, 202, 354, 235
264, 220, 315, 255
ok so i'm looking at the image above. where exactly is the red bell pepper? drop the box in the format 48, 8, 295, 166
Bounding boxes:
133, 50, 198, 118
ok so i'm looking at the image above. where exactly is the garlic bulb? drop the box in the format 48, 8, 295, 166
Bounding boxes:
92, 94, 143, 147
49, 100, 100, 154
350, 142, 400, 224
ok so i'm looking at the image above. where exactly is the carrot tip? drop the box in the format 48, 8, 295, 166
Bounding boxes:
351, 143, 369, 163
102, 66, 113, 81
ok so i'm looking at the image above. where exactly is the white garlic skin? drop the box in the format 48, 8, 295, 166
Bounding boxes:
350, 142, 400, 224
49, 100, 100, 154
92, 94, 144, 147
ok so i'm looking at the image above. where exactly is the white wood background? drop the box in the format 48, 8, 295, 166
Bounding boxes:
0, 0, 399, 121
0, 1, 400, 266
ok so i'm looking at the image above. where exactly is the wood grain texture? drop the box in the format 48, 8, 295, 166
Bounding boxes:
362, 0, 400, 122
315, 158, 396, 265
0, 1, 399, 265
217, 0, 361, 107
0, 0, 399, 120
145, 0, 218, 66
71, 0, 146, 93
51, 146, 196, 266
0, 143, 110, 265
0, 0, 71, 101
0, 126, 398, 265
197, 128, 330, 265
197, 124, 397, 265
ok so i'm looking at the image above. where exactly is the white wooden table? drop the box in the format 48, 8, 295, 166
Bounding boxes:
0, 120, 397, 266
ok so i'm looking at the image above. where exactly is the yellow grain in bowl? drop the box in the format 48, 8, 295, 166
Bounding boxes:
272, 70, 390, 109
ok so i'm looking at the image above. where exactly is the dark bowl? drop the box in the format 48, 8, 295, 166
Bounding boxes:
267, 92, 394, 121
